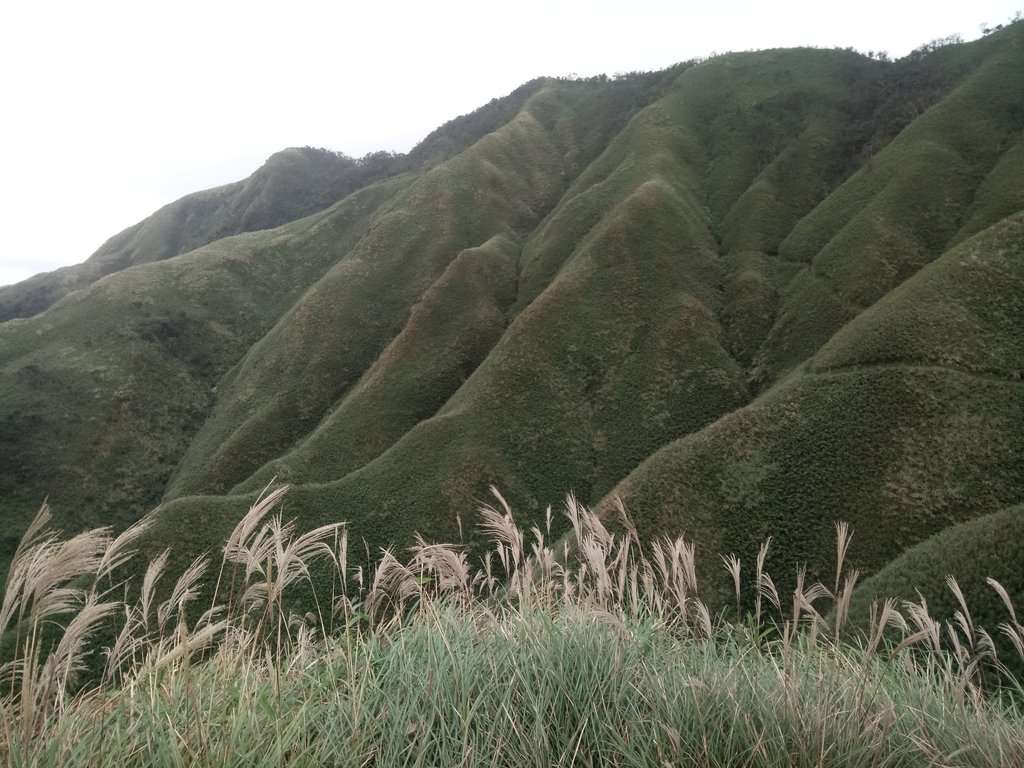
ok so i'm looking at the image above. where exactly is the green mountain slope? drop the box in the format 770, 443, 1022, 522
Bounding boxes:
1, 26, 1022, 616
0, 147, 395, 323
0, 177, 406, 574
603, 211, 1023, 603
846, 503, 1024, 636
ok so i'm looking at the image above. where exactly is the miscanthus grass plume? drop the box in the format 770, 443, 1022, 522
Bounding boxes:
2, 486, 1023, 766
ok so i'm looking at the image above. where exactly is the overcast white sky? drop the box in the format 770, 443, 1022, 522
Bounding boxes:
0, 0, 1019, 287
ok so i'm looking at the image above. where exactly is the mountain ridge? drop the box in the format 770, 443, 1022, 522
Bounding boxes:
1, 27, 1022, 625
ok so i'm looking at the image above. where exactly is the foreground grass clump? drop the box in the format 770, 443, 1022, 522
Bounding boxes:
2, 488, 1024, 766
21, 609, 1024, 767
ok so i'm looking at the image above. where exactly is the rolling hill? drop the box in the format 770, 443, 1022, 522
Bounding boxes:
1, 26, 1021, 626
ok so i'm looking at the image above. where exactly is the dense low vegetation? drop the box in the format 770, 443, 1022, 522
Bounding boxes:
1, 22, 1022, 692
2, 489, 1023, 766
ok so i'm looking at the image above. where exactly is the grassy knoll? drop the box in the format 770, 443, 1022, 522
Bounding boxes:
810, 212, 1024, 377
848, 504, 1024, 648
601, 366, 1023, 609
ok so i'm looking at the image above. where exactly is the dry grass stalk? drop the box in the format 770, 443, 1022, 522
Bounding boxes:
366, 549, 417, 622
789, 567, 832, 640
0, 514, 117, 747
902, 595, 942, 654
721, 553, 742, 616
945, 575, 981, 665
49, 596, 118, 713
140, 549, 170, 632
987, 578, 1017, 624
834, 521, 853, 597
96, 510, 158, 584
579, 534, 613, 606
833, 569, 860, 640
409, 535, 472, 607
1000, 622, 1024, 659
867, 598, 908, 657
158, 555, 210, 633
754, 537, 772, 632
478, 487, 524, 579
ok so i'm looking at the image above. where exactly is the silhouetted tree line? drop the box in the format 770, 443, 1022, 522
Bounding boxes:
981, 10, 1022, 36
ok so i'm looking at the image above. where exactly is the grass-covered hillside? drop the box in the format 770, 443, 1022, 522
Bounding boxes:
0, 147, 395, 323
1, 25, 1022, 630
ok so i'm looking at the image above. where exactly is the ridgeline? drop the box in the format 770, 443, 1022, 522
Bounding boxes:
1, 26, 1022, 629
